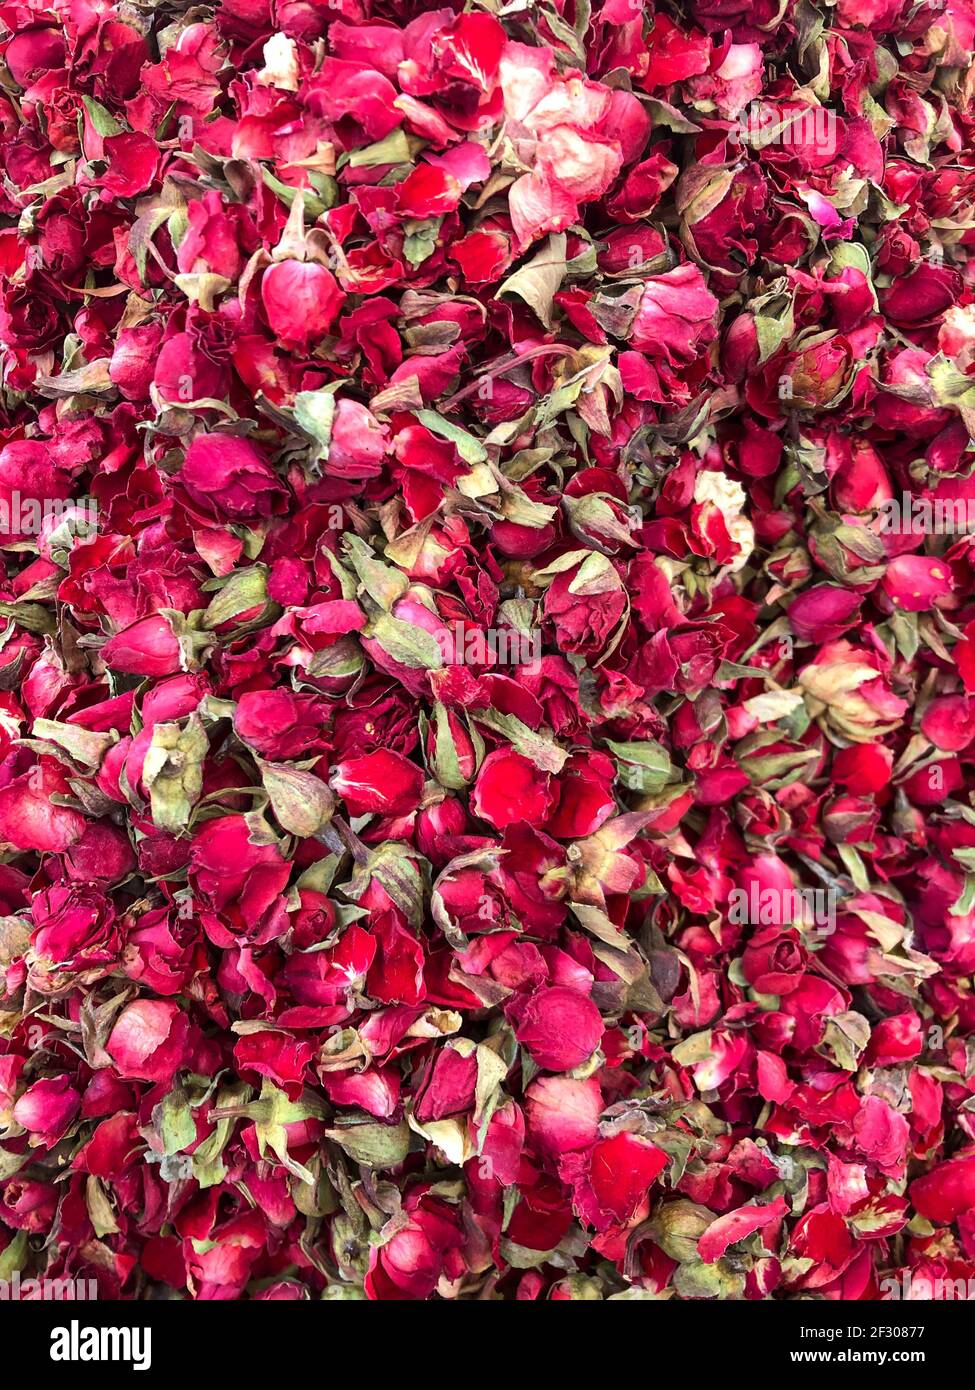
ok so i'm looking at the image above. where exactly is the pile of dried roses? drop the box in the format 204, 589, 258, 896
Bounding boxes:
1, 0, 975, 1302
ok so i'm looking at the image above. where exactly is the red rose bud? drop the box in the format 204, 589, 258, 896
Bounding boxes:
109, 323, 164, 400
472, 749, 555, 829
736, 418, 783, 478
880, 262, 963, 327
784, 335, 853, 408
289, 890, 338, 950
364, 1191, 465, 1300
921, 695, 975, 751
233, 1030, 314, 1101
0, 1179, 58, 1233
234, 689, 328, 760
526, 1076, 602, 1156
734, 854, 798, 921
832, 742, 893, 792
0, 764, 86, 854
416, 798, 467, 860
140, 673, 210, 725
910, 1157, 975, 1224
721, 312, 760, 381
864, 1012, 923, 1066
180, 434, 288, 521
261, 259, 345, 351
102, 613, 183, 676
787, 584, 862, 642
742, 925, 809, 995
882, 554, 953, 612
452, 228, 513, 284
412, 1042, 477, 1122
326, 399, 388, 480
427, 703, 480, 789
153, 329, 228, 405
902, 758, 964, 806
511, 986, 604, 1071
124, 907, 198, 994
106, 1000, 194, 1084
576, 1133, 668, 1229
331, 749, 424, 817
629, 263, 719, 363
12, 1075, 80, 1144
831, 439, 892, 512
